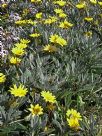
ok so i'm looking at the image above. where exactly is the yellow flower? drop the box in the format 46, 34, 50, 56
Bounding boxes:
41, 91, 56, 104
44, 16, 57, 24
0, 73, 6, 83
15, 20, 27, 25
98, 1, 102, 6
67, 117, 80, 130
59, 20, 73, 29
28, 104, 43, 116
31, 0, 41, 3
76, 2, 86, 9
49, 34, 67, 46
44, 18, 53, 24
11, 47, 25, 56
66, 109, 82, 120
15, 43, 27, 49
1, 3, 7, 8
22, 9, 29, 16
9, 84, 28, 97
84, 31, 92, 38
90, 0, 97, 4
27, 20, 37, 25
49, 34, 59, 43
54, 0, 66, 7
58, 12, 67, 18
43, 44, 57, 52
10, 57, 21, 64
20, 39, 30, 44
84, 17, 93, 22
30, 33, 41, 38
35, 12, 42, 19
54, 8, 64, 14
50, 16, 58, 22
57, 37, 67, 46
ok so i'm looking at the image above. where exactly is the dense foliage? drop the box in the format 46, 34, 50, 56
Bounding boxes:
0, 0, 102, 136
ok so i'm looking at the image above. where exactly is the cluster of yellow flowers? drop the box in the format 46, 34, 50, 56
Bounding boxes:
13, 0, 101, 53
2, 0, 101, 133
76, 0, 102, 9
66, 109, 82, 130
10, 39, 30, 64
43, 34, 67, 52
9, 84, 28, 97
28, 90, 56, 116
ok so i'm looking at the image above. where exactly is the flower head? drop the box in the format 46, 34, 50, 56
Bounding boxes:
66, 109, 82, 120
98, 2, 102, 6
41, 91, 56, 104
54, 0, 66, 7
85, 31, 92, 38
59, 12, 67, 18
49, 34, 59, 43
49, 34, 67, 46
76, 2, 86, 9
28, 104, 43, 116
9, 84, 28, 97
0, 73, 6, 83
43, 44, 57, 52
31, 0, 41, 3
66, 109, 82, 130
30, 33, 40, 38
11, 47, 25, 56
67, 117, 80, 130
10, 57, 21, 64
15, 43, 27, 49
57, 37, 67, 46
20, 39, 30, 44
1, 3, 7, 8
54, 8, 63, 14
84, 17, 93, 22
59, 20, 73, 29
36, 12, 42, 19
90, 0, 97, 4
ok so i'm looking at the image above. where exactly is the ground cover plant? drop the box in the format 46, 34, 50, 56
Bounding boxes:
0, 0, 102, 136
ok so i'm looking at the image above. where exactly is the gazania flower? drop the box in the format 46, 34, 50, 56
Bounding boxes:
84, 17, 93, 22
28, 104, 43, 116
90, 0, 97, 4
66, 109, 82, 120
54, 8, 63, 14
9, 84, 28, 97
10, 57, 21, 64
31, 0, 41, 3
30, 33, 40, 38
67, 117, 80, 130
15, 43, 27, 49
59, 20, 73, 29
98, 1, 102, 6
76, 2, 86, 9
20, 39, 30, 44
66, 109, 82, 130
49, 34, 67, 46
54, 0, 66, 7
58, 12, 67, 18
43, 44, 57, 52
1, 3, 7, 8
35, 12, 42, 19
41, 91, 56, 104
0, 73, 6, 83
84, 31, 92, 38
11, 47, 25, 56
